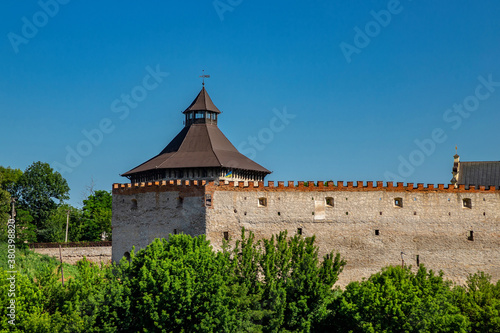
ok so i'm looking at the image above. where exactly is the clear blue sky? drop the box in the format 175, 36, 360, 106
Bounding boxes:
1, 1, 499, 206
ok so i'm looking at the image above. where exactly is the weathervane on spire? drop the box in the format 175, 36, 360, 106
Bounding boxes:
200, 70, 210, 86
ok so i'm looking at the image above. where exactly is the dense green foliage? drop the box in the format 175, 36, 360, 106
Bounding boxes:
81, 190, 112, 241
14, 161, 70, 242
232, 230, 346, 332
326, 265, 469, 332
1, 231, 499, 332
453, 272, 500, 332
0, 166, 22, 195
0, 162, 112, 243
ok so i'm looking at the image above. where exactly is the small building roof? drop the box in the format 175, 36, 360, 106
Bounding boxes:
457, 161, 500, 187
183, 87, 221, 114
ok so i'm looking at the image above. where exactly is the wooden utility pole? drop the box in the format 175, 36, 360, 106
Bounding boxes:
10, 197, 16, 219
59, 244, 64, 286
65, 210, 70, 243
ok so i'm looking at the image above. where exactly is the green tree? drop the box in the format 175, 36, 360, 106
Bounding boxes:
81, 190, 112, 241
0, 186, 11, 242
232, 229, 346, 332
109, 235, 241, 332
14, 209, 37, 245
328, 265, 469, 333
0, 169, 13, 241
39, 205, 83, 243
15, 162, 70, 242
0, 166, 23, 195
0, 231, 346, 332
453, 272, 500, 332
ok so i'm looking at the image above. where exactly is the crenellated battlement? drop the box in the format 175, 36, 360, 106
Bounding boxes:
113, 180, 500, 194
112, 178, 500, 286
112, 180, 207, 196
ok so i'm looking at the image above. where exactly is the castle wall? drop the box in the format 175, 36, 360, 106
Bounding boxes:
111, 181, 207, 262
33, 247, 112, 265
112, 180, 500, 287
205, 181, 500, 287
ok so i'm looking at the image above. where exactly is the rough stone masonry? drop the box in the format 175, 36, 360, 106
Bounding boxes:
112, 179, 500, 287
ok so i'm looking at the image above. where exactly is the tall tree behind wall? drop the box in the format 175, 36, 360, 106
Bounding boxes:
81, 190, 112, 241
14, 162, 70, 242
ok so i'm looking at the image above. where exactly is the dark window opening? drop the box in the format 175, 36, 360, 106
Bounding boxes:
297, 228, 303, 235
325, 197, 334, 207
278, 212, 281, 216
205, 194, 212, 207
416, 255, 420, 266
468, 230, 474, 241
414, 211, 417, 215
124, 252, 131, 261
375, 229, 380, 236
345, 212, 349, 215
258, 197, 267, 207
223, 231, 229, 241
463, 198, 472, 209
379, 211, 382, 215
131, 199, 138, 210
173, 229, 177, 235
394, 197, 403, 208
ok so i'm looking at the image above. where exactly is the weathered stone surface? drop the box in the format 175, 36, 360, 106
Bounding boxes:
112, 181, 500, 287
33, 247, 111, 265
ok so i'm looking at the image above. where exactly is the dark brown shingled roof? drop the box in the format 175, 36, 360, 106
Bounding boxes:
122, 87, 270, 177
457, 161, 500, 187
122, 123, 270, 175
183, 87, 221, 114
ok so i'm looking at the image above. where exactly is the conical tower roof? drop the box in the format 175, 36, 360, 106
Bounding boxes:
183, 87, 221, 114
122, 87, 271, 179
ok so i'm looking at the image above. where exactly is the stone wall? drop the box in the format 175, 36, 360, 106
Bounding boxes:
112, 181, 206, 262
206, 181, 500, 287
112, 180, 500, 287
33, 247, 112, 265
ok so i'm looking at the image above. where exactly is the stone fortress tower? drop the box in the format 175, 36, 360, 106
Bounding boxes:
112, 85, 500, 286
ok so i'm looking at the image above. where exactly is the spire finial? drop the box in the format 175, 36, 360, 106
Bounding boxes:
200, 70, 210, 86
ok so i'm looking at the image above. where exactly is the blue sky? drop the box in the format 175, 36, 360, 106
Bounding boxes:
1, 1, 499, 206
